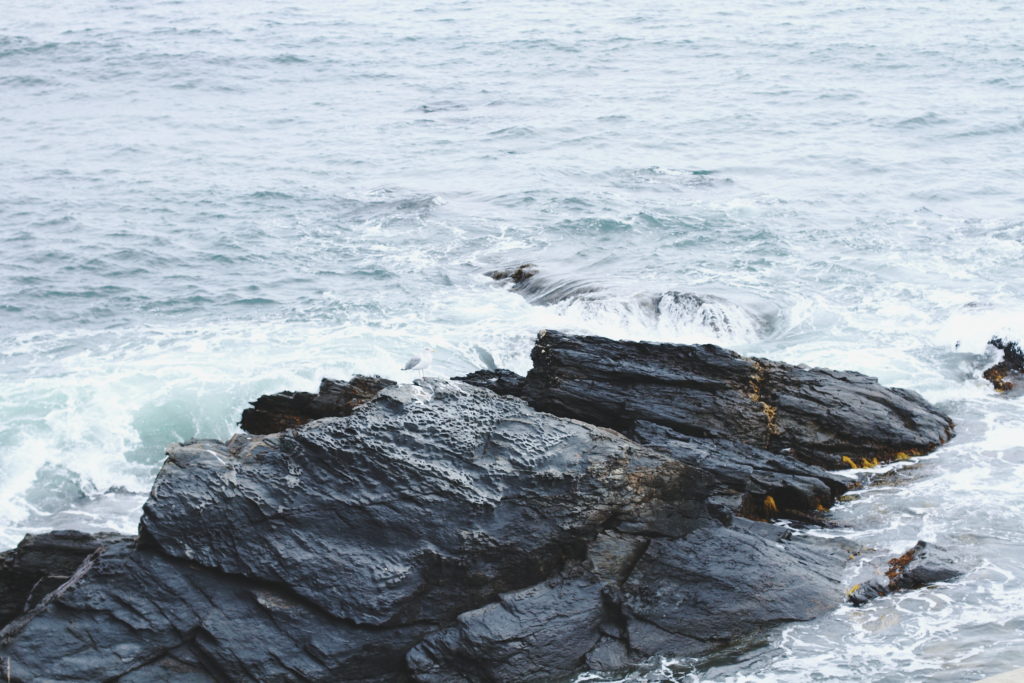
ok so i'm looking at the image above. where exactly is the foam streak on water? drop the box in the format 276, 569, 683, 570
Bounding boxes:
2, 0, 1024, 679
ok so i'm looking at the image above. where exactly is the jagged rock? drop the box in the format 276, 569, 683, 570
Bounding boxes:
847, 541, 961, 606
0, 333, 957, 681
0, 529, 129, 630
983, 337, 1024, 392
143, 381, 719, 627
521, 331, 954, 470
240, 375, 395, 434
2, 379, 844, 681
620, 522, 842, 657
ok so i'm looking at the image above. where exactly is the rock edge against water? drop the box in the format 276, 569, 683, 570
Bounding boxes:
983, 337, 1024, 393
0, 332, 956, 682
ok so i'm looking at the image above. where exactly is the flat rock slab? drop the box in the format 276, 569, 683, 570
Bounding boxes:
521, 331, 954, 470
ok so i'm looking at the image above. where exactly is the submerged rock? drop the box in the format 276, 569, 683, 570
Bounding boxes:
487, 265, 778, 341
847, 541, 961, 606
0, 332, 956, 681
240, 375, 395, 434
983, 337, 1024, 392
0, 530, 129, 630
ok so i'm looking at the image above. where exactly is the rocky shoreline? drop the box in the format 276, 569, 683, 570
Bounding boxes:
0, 331, 959, 681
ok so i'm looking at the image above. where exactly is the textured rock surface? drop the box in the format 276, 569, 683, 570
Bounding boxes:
0, 530, 128, 630
0, 332, 957, 681
521, 331, 954, 470
0, 540, 425, 682
240, 374, 396, 434
847, 541, 961, 605
1, 380, 843, 681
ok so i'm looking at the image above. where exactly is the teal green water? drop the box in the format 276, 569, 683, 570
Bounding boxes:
3, 1, 1024, 679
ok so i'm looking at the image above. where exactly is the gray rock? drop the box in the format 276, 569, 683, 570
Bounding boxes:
0, 332, 958, 681
0, 529, 129, 630
0, 540, 425, 682
522, 331, 954, 470
848, 541, 962, 606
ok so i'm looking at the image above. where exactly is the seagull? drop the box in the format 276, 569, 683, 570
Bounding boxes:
402, 347, 434, 379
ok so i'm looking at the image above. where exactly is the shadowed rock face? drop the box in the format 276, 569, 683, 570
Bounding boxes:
240, 375, 396, 434
0, 332, 956, 682
0, 540, 428, 682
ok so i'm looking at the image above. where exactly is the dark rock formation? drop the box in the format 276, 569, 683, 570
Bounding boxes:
0, 530, 129, 630
847, 541, 961, 606
983, 337, 1024, 392
240, 375, 395, 434
455, 368, 526, 397
2, 381, 844, 681
0, 539, 427, 682
521, 331, 954, 471
0, 332, 956, 682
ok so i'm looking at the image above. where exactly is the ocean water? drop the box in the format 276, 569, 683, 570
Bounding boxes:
2, 0, 1023, 679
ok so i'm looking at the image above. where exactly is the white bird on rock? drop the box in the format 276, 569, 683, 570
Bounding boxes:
402, 347, 434, 379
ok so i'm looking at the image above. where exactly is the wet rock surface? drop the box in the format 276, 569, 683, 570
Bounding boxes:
847, 541, 962, 606
454, 368, 526, 397
983, 337, 1024, 393
0, 332, 956, 681
240, 375, 396, 434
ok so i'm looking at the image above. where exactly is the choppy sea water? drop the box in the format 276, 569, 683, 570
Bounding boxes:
2, 0, 1023, 679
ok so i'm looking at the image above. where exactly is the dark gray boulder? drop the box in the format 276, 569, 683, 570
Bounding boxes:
0, 332, 957, 681
631, 420, 847, 522
847, 541, 962, 606
0, 540, 426, 682
240, 375, 396, 434
1, 379, 844, 682
455, 368, 526, 397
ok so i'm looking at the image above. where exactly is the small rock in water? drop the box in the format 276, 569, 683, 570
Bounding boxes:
983, 337, 1024, 393
847, 541, 962, 606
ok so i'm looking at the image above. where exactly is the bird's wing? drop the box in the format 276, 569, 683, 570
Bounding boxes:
402, 356, 421, 370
